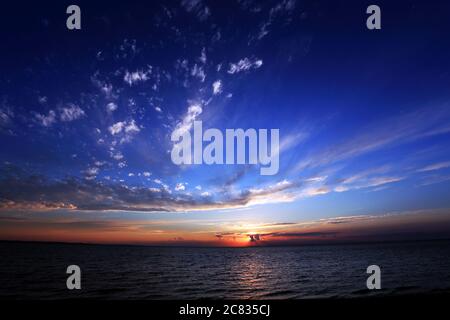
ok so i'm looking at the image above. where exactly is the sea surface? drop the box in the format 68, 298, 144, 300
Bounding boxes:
1, 240, 450, 299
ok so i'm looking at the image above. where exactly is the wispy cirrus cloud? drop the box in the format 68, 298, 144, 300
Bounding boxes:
34, 104, 85, 127
171, 103, 203, 138
108, 120, 140, 135
0, 106, 14, 127
212, 80, 222, 95
181, 0, 211, 21
254, 0, 297, 41
417, 161, 450, 172
59, 104, 85, 122
35, 110, 57, 127
294, 107, 450, 172
124, 69, 151, 86
227, 57, 263, 74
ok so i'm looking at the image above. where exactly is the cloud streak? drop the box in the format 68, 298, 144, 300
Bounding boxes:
295, 107, 450, 172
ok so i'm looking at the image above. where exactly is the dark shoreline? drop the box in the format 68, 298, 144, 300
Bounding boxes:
1, 237, 450, 249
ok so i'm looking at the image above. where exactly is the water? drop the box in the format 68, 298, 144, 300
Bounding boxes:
1, 240, 450, 299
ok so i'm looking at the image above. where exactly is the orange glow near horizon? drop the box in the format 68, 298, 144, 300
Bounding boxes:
1, 209, 450, 246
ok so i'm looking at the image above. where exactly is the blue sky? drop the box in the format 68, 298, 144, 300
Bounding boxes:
1, 0, 450, 245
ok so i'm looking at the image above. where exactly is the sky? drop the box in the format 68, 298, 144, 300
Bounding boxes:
1, 0, 450, 246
